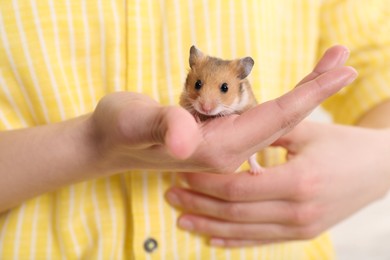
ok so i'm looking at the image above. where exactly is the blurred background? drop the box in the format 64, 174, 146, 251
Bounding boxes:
310, 108, 390, 260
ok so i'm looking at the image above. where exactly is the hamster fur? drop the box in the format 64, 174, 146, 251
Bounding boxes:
180, 46, 263, 175
180, 46, 258, 121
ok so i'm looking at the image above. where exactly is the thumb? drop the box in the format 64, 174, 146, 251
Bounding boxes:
160, 106, 202, 160
118, 99, 201, 160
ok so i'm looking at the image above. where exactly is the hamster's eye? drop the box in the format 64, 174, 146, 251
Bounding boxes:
220, 83, 229, 93
195, 80, 202, 90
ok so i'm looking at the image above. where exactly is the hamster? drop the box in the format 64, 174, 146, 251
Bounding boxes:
180, 46, 263, 175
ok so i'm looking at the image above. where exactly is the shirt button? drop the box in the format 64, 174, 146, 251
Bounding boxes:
144, 238, 158, 253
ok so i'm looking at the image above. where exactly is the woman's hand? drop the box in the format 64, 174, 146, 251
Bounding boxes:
91, 45, 357, 175
165, 121, 390, 247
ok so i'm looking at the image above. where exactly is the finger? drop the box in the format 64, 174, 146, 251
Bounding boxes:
295, 45, 350, 86
209, 238, 283, 248
230, 66, 357, 152
177, 214, 298, 241
179, 169, 301, 202
166, 187, 301, 224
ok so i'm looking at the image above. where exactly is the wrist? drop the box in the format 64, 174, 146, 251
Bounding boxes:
357, 100, 390, 128
382, 129, 390, 190
70, 114, 114, 178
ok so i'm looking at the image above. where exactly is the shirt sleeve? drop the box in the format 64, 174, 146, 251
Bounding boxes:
318, 0, 390, 125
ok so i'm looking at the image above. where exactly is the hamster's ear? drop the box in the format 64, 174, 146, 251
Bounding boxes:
189, 45, 204, 68
237, 57, 254, 79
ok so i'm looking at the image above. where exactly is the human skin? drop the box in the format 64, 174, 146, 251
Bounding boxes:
0, 45, 356, 213
166, 117, 390, 247
165, 54, 390, 247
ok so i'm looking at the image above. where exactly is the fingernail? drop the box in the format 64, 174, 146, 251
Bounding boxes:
342, 68, 358, 85
339, 49, 350, 65
166, 191, 181, 206
210, 238, 225, 247
178, 218, 194, 231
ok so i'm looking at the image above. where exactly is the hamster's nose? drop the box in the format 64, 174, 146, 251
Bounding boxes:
200, 102, 213, 114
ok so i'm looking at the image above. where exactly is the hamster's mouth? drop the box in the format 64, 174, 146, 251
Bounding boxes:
193, 103, 222, 116
191, 110, 219, 122
187, 105, 219, 122
193, 107, 234, 120
194, 107, 222, 117
196, 109, 218, 116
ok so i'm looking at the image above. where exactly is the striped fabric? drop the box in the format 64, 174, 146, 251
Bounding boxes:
0, 0, 389, 259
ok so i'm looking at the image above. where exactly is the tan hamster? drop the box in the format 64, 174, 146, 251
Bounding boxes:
180, 46, 263, 175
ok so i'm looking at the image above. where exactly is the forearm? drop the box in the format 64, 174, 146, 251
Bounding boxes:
0, 115, 101, 213
356, 99, 390, 128
356, 99, 390, 197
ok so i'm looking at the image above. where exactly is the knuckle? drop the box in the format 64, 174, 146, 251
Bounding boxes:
283, 113, 300, 132
292, 173, 320, 201
183, 193, 198, 210
288, 203, 319, 226
222, 180, 246, 201
313, 77, 333, 98
222, 203, 243, 220
274, 98, 301, 132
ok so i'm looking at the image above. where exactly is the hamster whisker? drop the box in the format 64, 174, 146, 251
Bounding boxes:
216, 110, 234, 117
182, 102, 196, 112
219, 105, 236, 116
221, 104, 236, 110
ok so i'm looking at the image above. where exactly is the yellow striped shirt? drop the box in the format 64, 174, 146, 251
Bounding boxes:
0, 0, 389, 259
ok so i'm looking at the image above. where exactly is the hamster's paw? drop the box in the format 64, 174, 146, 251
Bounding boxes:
248, 154, 263, 175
